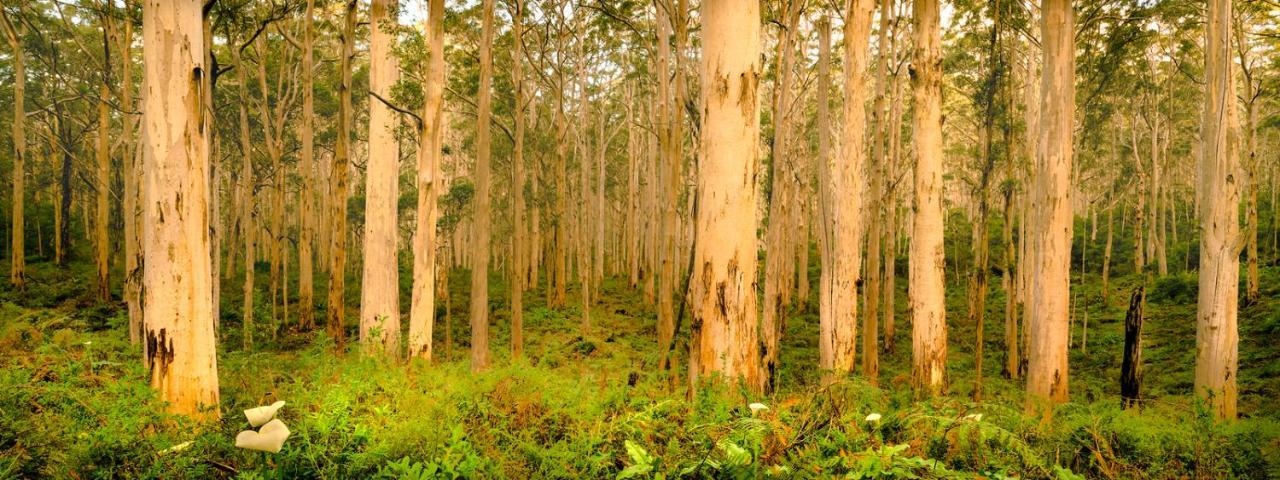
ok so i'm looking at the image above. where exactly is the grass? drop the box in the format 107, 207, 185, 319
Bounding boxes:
1, 246, 1279, 478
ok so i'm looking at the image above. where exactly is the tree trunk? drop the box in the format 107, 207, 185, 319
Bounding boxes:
121, 16, 141, 342
509, 0, 526, 359
408, 0, 446, 361
298, 0, 316, 329
360, 0, 402, 356
1120, 286, 1144, 410
1026, 0, 1075, 416
820, 0, 873, 379
690, 0, 762, 392
95, 17, 112, 302
2, 12, 26, 290
469, 0, 495, 371
328, 0, 357, 349
233, 38, 255, 351
1102, 206, 1114, 304
1195, 0, 1240, 421
910, 0, 947, 396
140, 0, 220, 420
762, 0, 802, 392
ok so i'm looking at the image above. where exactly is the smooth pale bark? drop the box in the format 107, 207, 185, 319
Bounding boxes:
252, 36, 289, 334
510, 0, 526, 359
691, 0, 761, 391
1026, 0, 1075, 416
121, 17, 140, 342
140, 0, 220, 419
360, 0, 402, 356
2, 12, 25, 290
328, 0, 356, 348
409, 0, 445, 361
883, 12, 905, 356
469, 0, 495, 371
863, 0, 897, 385
298, 0, 316, 329
1238, 29, 1259, 304
233, 40, 256, 351
95, 18, 111, 302
910, 0, 947, 396
1002, 181, 1019, 379
820, 0, 873, 378
1195, 0, 1240, 421
816, 16, 834, 372
655, 0, 682, 370
762, 0, 802, 391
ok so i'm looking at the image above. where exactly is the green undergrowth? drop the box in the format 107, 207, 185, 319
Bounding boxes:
2, 259, 1280, 478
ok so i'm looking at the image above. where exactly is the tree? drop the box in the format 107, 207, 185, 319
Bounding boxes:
510, 0, 527, 359
820, 0, 874, 378
298, 0, 316, 330
689, 0, 762, 392
469, 0, 495, 371
1, 8, 25, 290
1195, 0, 1240, 421
327, 0, 356, 349
408, 0, 446, 361
360, 0, 402, 356
94, 11, 111, 302
1025, 0, 1074, 416
910, 0, 947, 396
140, 0, 220, 419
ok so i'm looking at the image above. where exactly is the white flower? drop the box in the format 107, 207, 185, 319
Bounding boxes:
244, 400, 286, 427
235, 419, 291, 453
964, 413, 983, 422
865, 413, 882, 423
748, 403, 769, 414
82, 341, 92, 346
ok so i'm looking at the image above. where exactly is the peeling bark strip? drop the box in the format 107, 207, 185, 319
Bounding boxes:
140, 0, 220, 420
1025, 0, 1075, 418
910, 0, 947, 396
691, 0, 762, 392
1195, 0, 1240, 421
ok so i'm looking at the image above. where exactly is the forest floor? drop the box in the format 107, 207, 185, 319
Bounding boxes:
2, 256, 1280, 478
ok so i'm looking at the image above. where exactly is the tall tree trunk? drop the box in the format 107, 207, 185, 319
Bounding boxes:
883, 8, 904, 356
298, 0, 316, 329
762, 0, 802, 391
469, 0, 495, 371
328, 0, 357, 349
408, 0, 446, 361
233, 39, 255, 351
656, 0, 685, 371
690, 0, 762, 392
816, 15, 834, 373
1026, 0, 1075, 416
2, 12, 25, 290
509, 0, 526, 359
1002, 182, 1019, 379
361, 0, 402, 356
863, 0, 895, 385
910, 0, 947, 396
140, 0, 220, 420
1195, 0, 1240, 421
820, 0, 873, 379
95, 17, 112, 302
121, 16, 140, 342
